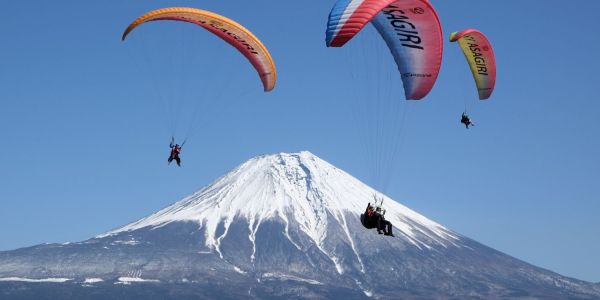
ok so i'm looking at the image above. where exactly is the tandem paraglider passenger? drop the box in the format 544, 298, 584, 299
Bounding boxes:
361, 202, 394, 237
461, 112, 474, 129
168, 139, 183, 167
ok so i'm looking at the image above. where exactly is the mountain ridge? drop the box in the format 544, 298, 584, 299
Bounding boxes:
100, 151, 460, 252
1, 151, 599, 299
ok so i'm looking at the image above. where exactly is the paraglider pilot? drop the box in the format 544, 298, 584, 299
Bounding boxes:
168, 138, 182, 167
361, 203, 394, 237
461, 112, 474, 129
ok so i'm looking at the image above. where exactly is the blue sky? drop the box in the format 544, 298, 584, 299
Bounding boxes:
1, 0, 599, 282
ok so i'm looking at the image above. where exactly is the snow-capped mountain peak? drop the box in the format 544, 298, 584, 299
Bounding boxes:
3, 151, 600, 299
100, 151, 459, 250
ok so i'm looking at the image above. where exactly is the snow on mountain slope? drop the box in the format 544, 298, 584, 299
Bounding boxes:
3, 151, 600, 299
100, 151, 460, 252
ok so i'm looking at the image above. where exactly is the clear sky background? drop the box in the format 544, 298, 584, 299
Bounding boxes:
1, 0, 599, 282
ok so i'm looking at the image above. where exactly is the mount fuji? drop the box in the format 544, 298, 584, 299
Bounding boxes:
1, 151, 599, 299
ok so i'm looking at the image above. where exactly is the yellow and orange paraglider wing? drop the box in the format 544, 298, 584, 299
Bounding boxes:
450, 29, 496, 100
123, 7, 276, 91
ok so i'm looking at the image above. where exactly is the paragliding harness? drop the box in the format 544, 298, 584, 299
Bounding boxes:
360, 195, 394, 236
168, 137, 185, 167
461, 112, 474, 129
360, 203, 378, 229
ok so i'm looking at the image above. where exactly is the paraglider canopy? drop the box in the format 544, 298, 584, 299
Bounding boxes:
122, 7, 277, 92
326, 0, 443, 100
450, 29, 496, 100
